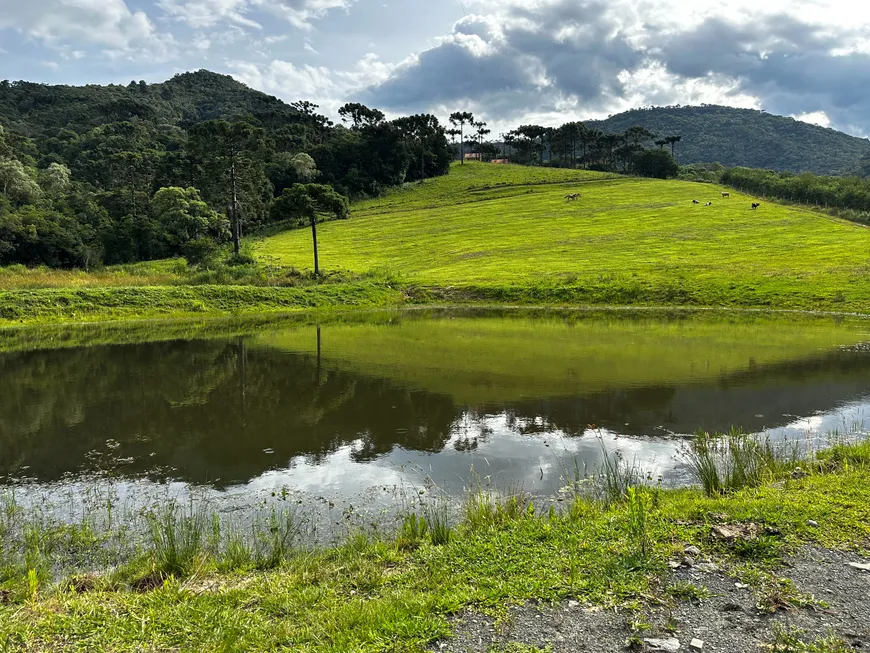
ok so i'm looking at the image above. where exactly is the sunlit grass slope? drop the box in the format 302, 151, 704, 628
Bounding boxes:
257, 163, 870, 311
257, 312, 868, 403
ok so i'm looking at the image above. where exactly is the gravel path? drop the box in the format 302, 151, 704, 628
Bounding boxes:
432, 548, 870, 652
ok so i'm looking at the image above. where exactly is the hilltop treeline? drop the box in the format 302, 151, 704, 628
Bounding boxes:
448, 113, 681, 179
0, 71, 451, 268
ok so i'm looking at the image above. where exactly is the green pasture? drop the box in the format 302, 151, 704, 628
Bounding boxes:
257, 163, 870, 311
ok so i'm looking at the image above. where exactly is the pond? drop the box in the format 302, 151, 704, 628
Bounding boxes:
2, 308, 870, 537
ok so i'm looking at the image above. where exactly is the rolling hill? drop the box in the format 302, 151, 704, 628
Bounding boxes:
586, 105, 870, 175
256, 162, 870, 312
2, 72, 869, 174
0, 70, 298, 134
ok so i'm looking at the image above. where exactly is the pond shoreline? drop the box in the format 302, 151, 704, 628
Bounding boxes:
2, 440, 868, 651
3, 280, 870, 328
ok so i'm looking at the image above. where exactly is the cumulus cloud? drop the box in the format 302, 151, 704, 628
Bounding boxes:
651, 13, 870, 134
158, 0, 354, 30
359, 0, 870, 135
228, 52, 395, 114
360, 1, 643, 119
0, 0, 172, 57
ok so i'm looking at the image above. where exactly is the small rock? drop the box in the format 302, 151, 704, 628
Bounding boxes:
722, 602, 743, 612
684, 545, 702, 556
568, 600, 580, 608
695, 562, 719, 573
681, 556, 696, 568
644, 637, 681, 651
711, 523, 759, 541
668, 560, 682, 569
690, 639, 704, 651
807, 520, 819, 528
848, 562, 870, 571
735, 583, 749, 590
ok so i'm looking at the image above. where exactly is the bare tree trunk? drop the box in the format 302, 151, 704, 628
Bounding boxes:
310, 214, 319, 276
460, 124, 464, 164
316, 325, 322, 382
230, 157, 241, 256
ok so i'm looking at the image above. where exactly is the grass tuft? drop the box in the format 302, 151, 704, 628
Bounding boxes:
146, 503, 206, 579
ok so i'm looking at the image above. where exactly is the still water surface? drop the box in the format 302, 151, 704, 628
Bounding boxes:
2, 309, 870, 527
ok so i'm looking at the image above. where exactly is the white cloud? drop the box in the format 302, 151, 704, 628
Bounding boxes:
158, 0, 354, 30
228, 52, 396, 115
0, 0, 163, 51
229, 59, 337, 97
158, 0, 263, 29
357, 0, 870, 135
793, 110, 832, 128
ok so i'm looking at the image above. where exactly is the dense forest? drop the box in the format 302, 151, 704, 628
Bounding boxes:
586, 105, 870, 175
0, 71, 452, 268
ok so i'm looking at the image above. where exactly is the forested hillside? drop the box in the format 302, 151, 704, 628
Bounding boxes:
586, 106, 870, 175
0, 70, 451, 268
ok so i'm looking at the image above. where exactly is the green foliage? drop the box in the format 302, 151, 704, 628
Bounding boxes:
633, 149, 680, 178
0, 71, 451, 269
151, 186, 229, 253
723, 166, 870, 218
666, 581, 711, 601
270, 183, 350, 227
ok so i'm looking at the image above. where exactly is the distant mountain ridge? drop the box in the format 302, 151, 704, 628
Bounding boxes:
586, 105, 870, 175
2, 73, 868, 175
0, 70, 297, 134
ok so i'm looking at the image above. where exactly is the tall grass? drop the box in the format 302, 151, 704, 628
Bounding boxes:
625, 487, 653, 564
396, 513, 429, 551
464, 489, 532, 530
596, 442, 645, 504
146, 503, 207, 578
686, 429, 795, 495
254, 507, 301, 569
424, 500, 452, 546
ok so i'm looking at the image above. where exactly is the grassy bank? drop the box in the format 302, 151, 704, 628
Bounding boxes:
0, 282, 405, 326
1, 437, 868, 652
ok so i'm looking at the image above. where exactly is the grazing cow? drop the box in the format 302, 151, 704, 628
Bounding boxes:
692, 200, 700, 204
704, 202, 713, 206
721, 192, 730, 198
751, 202, 761, 210
565, 193, 581, 201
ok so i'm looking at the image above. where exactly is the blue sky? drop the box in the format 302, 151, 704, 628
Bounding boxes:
1, 0, 869, 137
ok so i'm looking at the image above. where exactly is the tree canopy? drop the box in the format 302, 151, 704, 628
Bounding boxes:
0, 71, 451, 268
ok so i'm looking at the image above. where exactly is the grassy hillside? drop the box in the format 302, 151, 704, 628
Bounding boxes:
256, 162, 870, 312
586, 105, 870, 174
258, 312, 867, 404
